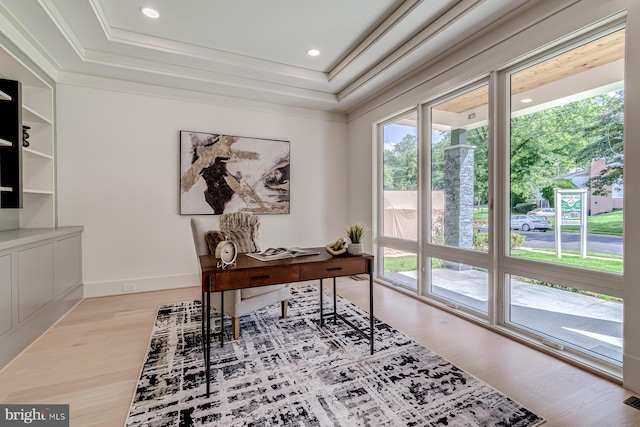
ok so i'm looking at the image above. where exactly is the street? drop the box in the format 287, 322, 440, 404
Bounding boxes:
515, 230, 623, 256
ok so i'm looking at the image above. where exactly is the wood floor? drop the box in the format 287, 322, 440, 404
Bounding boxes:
1, 279, 640, 426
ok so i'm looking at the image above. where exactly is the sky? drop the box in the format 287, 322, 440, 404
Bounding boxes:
383, 124, 443, 148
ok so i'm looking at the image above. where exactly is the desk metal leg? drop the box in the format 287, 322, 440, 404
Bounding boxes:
319, 279, 323, 327
332, 277, 337, 324
220, 290, 224, 346
368, 259, 374, 355
206, 277, 211, 397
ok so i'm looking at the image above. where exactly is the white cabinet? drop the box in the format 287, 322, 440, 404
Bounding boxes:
18, 242, 54, 322
0, 38, 55, 228
0, 227, 83, 369
0, 254, 11, 337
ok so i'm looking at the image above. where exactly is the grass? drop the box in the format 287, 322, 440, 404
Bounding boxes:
558, 209, 623, 236
511, 249, 623, 273
384, 255, 417, 273
385, 251, 622, 274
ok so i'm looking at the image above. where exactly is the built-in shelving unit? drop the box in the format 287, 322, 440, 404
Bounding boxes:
0, 40, 55, 228
0, 35, 82, 373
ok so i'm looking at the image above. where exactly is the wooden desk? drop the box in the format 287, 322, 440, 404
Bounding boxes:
199, 247, 374, 397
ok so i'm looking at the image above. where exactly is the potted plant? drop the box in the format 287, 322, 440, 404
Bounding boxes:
344, 222, 370, 255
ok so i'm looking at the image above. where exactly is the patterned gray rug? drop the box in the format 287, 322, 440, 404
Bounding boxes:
126, 286, 545, 426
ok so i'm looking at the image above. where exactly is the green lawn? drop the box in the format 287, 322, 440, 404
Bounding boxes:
384, 255, 417, 273
511, 249, 623, 273
557, 209, 623, 236
385, 251, 622, 274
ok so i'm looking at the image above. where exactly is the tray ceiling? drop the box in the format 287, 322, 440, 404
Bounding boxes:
0, 0, 531, 112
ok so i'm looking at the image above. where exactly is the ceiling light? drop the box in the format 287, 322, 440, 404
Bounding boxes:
140, 7, 160, 19
521, 98, 533, 103
307, 49, 320, 57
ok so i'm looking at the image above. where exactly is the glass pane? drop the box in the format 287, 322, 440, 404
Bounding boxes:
430, 84, 489, 251
509, 29, 624, 273
382, 248, 417, 290
382, 112, 418, 240
427, 257, 488, 314
507, 273, 622, 362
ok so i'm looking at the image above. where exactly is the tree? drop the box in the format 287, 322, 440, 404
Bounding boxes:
467, 126, 488, 203
541, 179, 578, 207
575, 90, 624, 196
383, 133, 418, 190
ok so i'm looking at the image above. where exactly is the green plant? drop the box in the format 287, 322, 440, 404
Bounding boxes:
344, 222, 370, 243
541, 179, 578, 207
511, 232, 526, 249
514, 202, 537, 213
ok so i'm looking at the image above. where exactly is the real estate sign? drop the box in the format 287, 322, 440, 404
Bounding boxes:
559, 193, 581, 225
555, 189, 588, 258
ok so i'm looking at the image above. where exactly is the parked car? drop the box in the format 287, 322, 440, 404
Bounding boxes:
527, 207, 556, 217
511, 215, 552, 232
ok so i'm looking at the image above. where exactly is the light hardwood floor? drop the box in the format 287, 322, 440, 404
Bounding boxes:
1, 279, 639, 426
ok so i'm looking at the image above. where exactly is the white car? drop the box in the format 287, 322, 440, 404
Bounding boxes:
511, 215, 552, 232
527, 207, 556, 217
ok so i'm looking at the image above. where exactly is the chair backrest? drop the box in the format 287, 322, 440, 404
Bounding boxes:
220, 212, 261, 252
190, 216, 217, 257
190, 212, 261, 257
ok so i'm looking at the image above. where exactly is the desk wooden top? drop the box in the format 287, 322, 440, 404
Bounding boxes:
199, 247, 374, 292
199, 247, 373, 274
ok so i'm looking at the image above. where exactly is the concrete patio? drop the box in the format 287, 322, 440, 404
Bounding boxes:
386, 267, 623, 362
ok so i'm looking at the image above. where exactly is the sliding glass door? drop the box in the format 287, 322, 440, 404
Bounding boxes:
421, 82, 490, 315
375, 21, 626, 369
378, 110, 418, 291
504, 27, 625, 363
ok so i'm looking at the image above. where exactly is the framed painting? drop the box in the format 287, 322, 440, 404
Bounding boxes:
180, 131, 290, 215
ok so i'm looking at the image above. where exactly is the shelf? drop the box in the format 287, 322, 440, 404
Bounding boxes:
23, 147, 53, 160
22, 105, 52, 124
1, 39, 55, 231
23, 188, 53, 195
0, 44, 50, 90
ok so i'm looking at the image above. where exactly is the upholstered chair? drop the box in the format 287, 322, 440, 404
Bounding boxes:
191, 212, 290, 340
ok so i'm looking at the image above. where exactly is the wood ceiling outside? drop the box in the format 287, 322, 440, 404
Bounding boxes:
435, 29, 625, 114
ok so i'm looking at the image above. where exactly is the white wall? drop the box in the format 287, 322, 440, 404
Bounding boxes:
345, 0, 640, 391
56, 82, 349, 296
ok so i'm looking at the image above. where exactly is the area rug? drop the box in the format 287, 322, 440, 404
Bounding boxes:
126, 286, 545, 426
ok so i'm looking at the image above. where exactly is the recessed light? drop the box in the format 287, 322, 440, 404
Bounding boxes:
140, 6, 160, 19
307, 49, 320, 57
521, 98, 533, 103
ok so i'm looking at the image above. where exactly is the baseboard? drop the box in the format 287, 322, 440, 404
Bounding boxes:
624, 354, 640, 393
83, 273, 200, 297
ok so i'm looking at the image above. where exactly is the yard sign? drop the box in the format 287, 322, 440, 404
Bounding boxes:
555, 189, 588, 258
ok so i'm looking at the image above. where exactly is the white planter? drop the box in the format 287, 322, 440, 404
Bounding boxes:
347, 243, 363, 255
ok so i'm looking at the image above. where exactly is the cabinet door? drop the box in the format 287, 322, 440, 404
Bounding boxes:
18, 243, 54, 322
56, 235, 81, 295
0, 254, 11, 336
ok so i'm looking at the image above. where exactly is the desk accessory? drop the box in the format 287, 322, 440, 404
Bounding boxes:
215, 239, 237, 268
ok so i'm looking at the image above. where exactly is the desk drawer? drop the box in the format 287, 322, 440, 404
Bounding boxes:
214, 266, 299, 291
299, 259, 368, 281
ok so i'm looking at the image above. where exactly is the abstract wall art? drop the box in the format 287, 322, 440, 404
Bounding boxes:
180, 131, 290, 215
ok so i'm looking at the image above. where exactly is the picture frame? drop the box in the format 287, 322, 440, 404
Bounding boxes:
180, 130, 290, 215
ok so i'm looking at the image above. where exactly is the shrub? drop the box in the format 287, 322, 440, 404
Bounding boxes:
473, 230, 489, 251
511, 232, 526, 249
473, 231, 526, 250
514, 202, 536, 213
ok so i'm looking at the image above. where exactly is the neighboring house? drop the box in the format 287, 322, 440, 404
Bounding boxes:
561, 159, 623, 215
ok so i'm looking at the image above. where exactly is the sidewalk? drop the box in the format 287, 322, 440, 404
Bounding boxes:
387, 267, 622, 362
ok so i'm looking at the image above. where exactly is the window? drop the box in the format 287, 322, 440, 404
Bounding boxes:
378, 111, 418, 291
